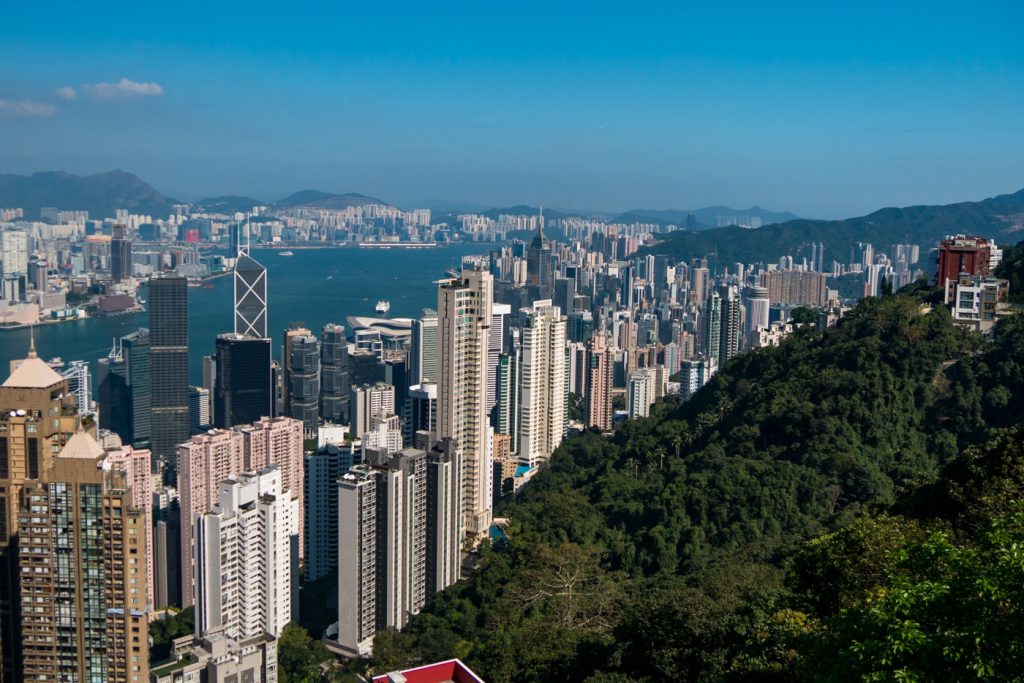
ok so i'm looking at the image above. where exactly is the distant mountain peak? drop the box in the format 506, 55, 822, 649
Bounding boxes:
0, 169, 177, 219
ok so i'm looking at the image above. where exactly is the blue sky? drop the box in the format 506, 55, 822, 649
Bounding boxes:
1, 1, 1023, 217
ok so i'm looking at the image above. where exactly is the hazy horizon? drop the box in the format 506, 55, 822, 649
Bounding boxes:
2, 2, 1023, 219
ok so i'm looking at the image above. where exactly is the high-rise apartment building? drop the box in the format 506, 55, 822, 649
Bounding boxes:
233, 252, 268, 338
437, 269, 494, 537
320, 323, 350, 423
1, 230, 28, 277
404, 383, 437, 446
304, 444, 358, 581
335, 466, 378, 657
178, 417, 305, 607
149, 276, 190, 465
517, 301, 566, 469
718, 285, 742, 362
703, 289, 722, 363
17, 432, 150, 683
153, 486, 182, 609
762, 270, 828, 307
487, 303, 510, 416
281, 325, 311, 416
425, 439, 462, 596
214, 333, 272, 428
744, 285, 770, 340
351, 382, 396, 438
104, 444, 155, 608
585, 333, 613, 431
194, 466, 296, 640
627, 366, 658, 419
0, 341, 81, 680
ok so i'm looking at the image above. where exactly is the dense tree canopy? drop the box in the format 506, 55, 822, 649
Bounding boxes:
363, 293, 1024, 682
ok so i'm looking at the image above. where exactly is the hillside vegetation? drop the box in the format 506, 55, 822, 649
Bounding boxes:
362, 293, 1024, 682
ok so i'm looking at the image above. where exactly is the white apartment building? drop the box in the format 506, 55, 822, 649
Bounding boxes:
517, 300, 567, 469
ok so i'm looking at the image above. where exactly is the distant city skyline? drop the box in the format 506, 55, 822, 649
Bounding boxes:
2, 2, 1023, 218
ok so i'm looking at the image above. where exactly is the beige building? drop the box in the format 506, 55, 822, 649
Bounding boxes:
517, 301, 567, 469
150, 632, 278, 683
18, 432, 150, 683
437, 270, 494, 537
586, 332, 613, 431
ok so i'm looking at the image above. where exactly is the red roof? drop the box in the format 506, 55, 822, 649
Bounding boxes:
371, 658, 484, 683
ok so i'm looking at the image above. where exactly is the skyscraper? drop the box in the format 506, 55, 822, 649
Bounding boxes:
194, 466, 295, 640
0, 341, 81, 681
627, 366, 658, 419
526, 213, 552, 297
214, 333, 272, 428
410, 311, 438, 385
288, 332, 320, 433
744, 285, 771, 341
703, 289, 722, 364
487, 303, 510, 417
17, 432, 150, 683
586, 332, 613, 432
718, 285, 742, 362
425, 439, 462, 596
351, 382, 396, 438
304, 444, 357, 582
98, 328, 152, 448
149, 276, 189, 466
517, 301, 567, 469
404, 383, 438, 447
437, 269, 494, 537
320, 323, 350, 424
111, 223, 132, 283
234, 252, 268, 338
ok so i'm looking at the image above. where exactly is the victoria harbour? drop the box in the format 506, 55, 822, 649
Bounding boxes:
0, 244, 486, 385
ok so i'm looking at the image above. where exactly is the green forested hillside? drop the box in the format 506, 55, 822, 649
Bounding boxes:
358, 295, 1024, 682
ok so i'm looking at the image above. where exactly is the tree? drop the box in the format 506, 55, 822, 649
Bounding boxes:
790, 307, 817, 325
278, 623, 336, 682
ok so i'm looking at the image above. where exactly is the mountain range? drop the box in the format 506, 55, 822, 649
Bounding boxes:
0, 170, 179, 219
641, 187, 1024, 265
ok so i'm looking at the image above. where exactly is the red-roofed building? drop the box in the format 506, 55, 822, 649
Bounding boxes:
372, 658, 485, 683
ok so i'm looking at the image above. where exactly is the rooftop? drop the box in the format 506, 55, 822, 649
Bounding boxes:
372, 659, 484, 683
3, 356, 64, 389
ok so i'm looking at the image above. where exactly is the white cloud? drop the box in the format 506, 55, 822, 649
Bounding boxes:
55, 86, 77, 100
0, 99, 56, 117
83, 78, 164, 99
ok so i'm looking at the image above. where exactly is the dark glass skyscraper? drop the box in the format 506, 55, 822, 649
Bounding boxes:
234, 252, 267, 338
97, 328, 151, 447
526, 217, 552, 298
288, 332, 320, 432
110, 224, 132, 283
214, 333, 272, 428
320, 324, 349, 424
149, 276, 189, 466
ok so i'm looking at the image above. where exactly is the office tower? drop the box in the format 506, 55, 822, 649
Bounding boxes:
761, 270, 828, 307
18, 433, 150, 683
719, 285, 742, 363
153, 486, 182, 609
404, 383, 437, 446
60, 359, 92, 416
281, 326, 311, 414
745, 285, 771, 339
437, 269, 494, 537
189, 386, 211, 429
194, 466, 295, 640
288, 332, 320, 432
348, 348, 379, 387
410, 310, 438, 385
0, 342, 82, 680
627, 367, 659, 419
517, 301, 567, 469
203, 354, 216, 421
703, 290, 722, 363
98, 328, 152, 448
936, 235, 993, 288
304, 444, 358, 582
234, 252, 268, 338
526, 216, 552, 296
111, 223, 132, 282
567, 310, 594, 343
586, 333, 613, 431
214, 333, 272, 428
380, 357, 409, 422
553, 275, 576, 316
335, 466, 379, 657
1, 229, 28, 277
487, 303, 511, 416
351, 382, 396, 438
426, 438, 462, 595
149, 276, 190, 465
320, 323, 350, 423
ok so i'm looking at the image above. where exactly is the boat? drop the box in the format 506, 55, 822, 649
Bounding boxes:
279, 250, 294, 256
375, 300, 391, 314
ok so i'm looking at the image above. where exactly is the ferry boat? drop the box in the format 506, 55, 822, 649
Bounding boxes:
375, 300, 391, 314
279, 250, 294, 256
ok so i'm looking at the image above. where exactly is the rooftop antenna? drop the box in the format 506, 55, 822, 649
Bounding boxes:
246, 213, 252, 254
27, 323, 37, 359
